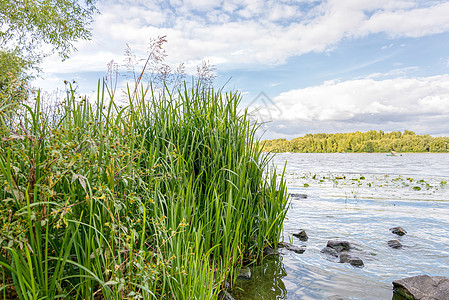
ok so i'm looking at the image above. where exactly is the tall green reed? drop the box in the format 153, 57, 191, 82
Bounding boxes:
0, 81, 289, 299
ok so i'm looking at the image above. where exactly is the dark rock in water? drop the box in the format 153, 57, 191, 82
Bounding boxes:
390, 226, 407, 236
293, 230, 308, 241
290, 193, 308, 199
321, 246, 339, 257
278, 241, 306, 254
263, 246, 275, 256
339, 253, 351, 263
339, 253, 364, 267
278, 241, 288, 248
388, 240, 403, 249
327, 240, 351, 252
218, 290, 235, 300
322, 240, 364, 267
393, 275, 449, 300
237, 267, 251, 280
348, 256, 364, 267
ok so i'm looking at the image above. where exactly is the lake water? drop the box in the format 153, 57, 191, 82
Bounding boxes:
233, 153, 449, 300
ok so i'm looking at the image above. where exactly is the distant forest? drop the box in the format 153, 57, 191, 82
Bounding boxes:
261, 130, 449, 153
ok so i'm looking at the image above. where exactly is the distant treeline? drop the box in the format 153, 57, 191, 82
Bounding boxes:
262, 130, 449, 153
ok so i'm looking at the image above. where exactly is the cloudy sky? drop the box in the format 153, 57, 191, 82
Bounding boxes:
34, 0, 449, 139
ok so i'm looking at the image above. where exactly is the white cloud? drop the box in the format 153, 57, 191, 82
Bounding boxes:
273, 74, 449, 122
39, 0, 449, 74
251, 74, 449, 138
358, 2, 449, 37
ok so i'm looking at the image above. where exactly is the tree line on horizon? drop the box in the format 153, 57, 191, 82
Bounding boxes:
261, 130, 449, 153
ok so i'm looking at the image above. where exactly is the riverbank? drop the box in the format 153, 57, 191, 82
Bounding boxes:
261, 131, 449, 153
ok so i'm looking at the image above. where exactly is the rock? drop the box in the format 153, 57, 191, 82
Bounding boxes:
278, 241, 288, 248
321, 240, 365, 267
326, 240, 351, 252
290, 193, 308, 199
279, 242, 306, 254
278, 242, 306, 254
288, 245, 306, 254
388, 240, 403, 249
321, 246, 339, 257
348, 256, 364, 267
339, 253, 351, 263
218, 290, 235, 300
390, 227, 407, 236
263, 246, 275, 256
293, 230, 308, 241
237, 267, 251, 280
393, 275, 449, 300
339, 253, 364, 267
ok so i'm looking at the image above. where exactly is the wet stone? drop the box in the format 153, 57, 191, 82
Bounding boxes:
348, 257, 364, 267
321, 246, 339, 257
388, 240, 403, 249
263, 246, 276, 256
290, 193, 308, 199
393, 275, 449, 300
218, 290, 235, 300
339, 253, 364, 267
293, 230, 309, 241
237, 267, 251, 280
339, 253, 351, 263
278, 242, 306, 254
390, 226, 407, 236
327, 240, 351, 252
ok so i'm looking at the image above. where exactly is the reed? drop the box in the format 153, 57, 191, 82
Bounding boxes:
0, 81, 289, 299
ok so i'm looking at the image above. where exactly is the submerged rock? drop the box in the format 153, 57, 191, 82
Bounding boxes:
293, 230, 308, 241
321, 240, 364, 267
263, 246, 276, 256
339, 252, 351, 263
237, 267, 251, 280
388, 240, 403, 249
339, 253, 364, 267
320, 246, 339, 257
218, 290, 235, 300
326, 240, 351, 252
290, 193, 308, 199
390, 227, 407, 236
278, 241, 306, 254
392, 275, 449, 300
348, 256, 364, 267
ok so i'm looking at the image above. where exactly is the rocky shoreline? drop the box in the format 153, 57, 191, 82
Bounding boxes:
224, 221, 449, 300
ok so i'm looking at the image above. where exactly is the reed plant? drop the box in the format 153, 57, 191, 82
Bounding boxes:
0, 80, 289, 299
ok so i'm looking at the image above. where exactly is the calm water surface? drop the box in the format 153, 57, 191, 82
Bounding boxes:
233, 153, 449, 300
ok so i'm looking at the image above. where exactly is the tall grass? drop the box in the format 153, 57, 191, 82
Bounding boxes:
0, 81, 289, 299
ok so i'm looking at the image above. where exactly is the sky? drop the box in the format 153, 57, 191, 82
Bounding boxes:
34, 0, 449, 140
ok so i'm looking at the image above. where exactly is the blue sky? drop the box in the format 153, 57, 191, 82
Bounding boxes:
34, 0, 449, 139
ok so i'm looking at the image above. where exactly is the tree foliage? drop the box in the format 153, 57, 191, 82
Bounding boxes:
0, 0, 97, 110
0, 50, 31, 113
0, 0, 97, 62
262, 130, 449, 153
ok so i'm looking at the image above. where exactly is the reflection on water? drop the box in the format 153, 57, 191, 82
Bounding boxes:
232, 153, 449, 299
233, 256, 287, 300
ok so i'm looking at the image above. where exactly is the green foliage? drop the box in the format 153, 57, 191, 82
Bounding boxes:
0, 0, 97, 61
0, 50, 31, 113
0, 0, 97, 110
0, 81, 289, 299
262, 130, 449, 153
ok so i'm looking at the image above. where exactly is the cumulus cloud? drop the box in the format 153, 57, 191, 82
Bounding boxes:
250, 74, 449, 138
358, 2, 449, 37
39, 0, 449, 73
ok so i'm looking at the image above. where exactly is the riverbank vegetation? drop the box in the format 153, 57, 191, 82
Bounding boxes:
262, 130, 449, 153
0, 81, 289, 299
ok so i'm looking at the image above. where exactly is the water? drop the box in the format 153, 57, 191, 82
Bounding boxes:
233, 153, 449, 299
